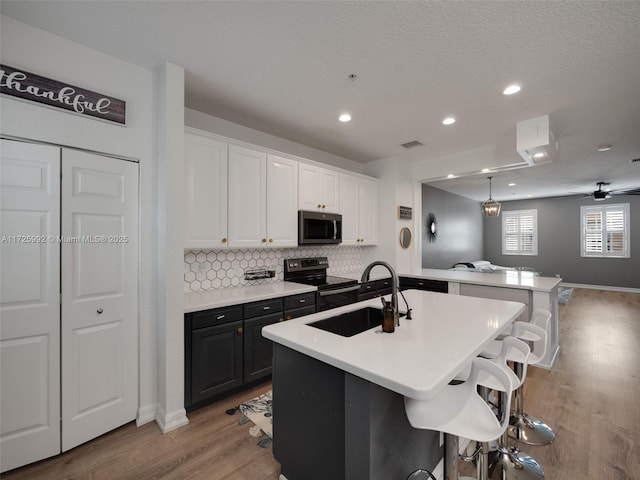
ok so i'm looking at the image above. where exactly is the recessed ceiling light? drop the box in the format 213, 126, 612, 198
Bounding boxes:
339, 113, 352, 122
442, 117, 456, 125
597, 144, 612, 152
447, 174, 456, 179
481, 168, 490, 173
508, 183, 516, 187
533, 152, 545, 159
503, 84, 521, 95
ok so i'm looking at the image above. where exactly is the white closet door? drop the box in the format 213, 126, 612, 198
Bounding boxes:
0, 140, 61, 472
61, 149, 138, 451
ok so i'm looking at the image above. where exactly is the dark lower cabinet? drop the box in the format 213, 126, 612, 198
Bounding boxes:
185, 292, 316, 411
191, 320, 243, 405
185, 304, 244, 409
399, 276, 448, 293
358, 278, 393, 301
243, 311, 283, 383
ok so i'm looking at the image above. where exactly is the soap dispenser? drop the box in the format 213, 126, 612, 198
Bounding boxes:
382, 301, 395, 333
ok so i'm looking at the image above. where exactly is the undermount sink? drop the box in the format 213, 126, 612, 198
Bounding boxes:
308, 307, 406, 337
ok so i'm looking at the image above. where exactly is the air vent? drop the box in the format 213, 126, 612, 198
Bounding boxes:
630, 158, 640, 164
401, 140, 423, 149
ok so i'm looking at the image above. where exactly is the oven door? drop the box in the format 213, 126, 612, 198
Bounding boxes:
317, 284, 360, 311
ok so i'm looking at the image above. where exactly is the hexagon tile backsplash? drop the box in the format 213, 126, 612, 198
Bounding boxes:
184, 246, 365, 292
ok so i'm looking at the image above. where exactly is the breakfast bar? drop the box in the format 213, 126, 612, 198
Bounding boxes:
262, 289, 526, 480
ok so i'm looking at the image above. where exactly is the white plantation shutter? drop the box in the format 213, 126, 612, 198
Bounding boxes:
581, 204, 630, 258
502, 210, 538, 255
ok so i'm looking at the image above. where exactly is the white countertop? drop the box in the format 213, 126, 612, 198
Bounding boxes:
262, 289, 525, 400
400, 268, 562, 292
184, 281, 316, 313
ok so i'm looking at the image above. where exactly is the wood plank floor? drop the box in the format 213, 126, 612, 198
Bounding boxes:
3, 288, 639, 480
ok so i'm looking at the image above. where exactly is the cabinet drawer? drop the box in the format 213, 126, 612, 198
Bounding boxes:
284, 305, 317, 320
284, 292, 316, 311
244, 297, 283, 319
359, 281, 376, 294
191, 305, 243, 330
399, 277, 448, 293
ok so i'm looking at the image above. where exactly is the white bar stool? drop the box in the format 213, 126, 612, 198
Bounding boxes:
404, 357, 514, 480
508, 309, 556, 446
480, 336, 545, 480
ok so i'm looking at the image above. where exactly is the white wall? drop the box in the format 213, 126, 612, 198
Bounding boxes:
363, 157, 420, 273
155, 63, 188, 432
186, 108, 364, 174
0, 15, 162, 427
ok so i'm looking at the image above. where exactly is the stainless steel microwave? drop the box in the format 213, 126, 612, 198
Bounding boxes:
298, 211, 342, 245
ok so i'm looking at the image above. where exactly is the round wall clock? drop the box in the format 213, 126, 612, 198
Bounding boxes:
427, 212, 437, 242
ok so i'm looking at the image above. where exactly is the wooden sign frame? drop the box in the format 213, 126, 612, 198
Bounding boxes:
0, 64, 126, 125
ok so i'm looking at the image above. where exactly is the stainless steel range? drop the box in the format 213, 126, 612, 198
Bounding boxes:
284, 257, 359, 311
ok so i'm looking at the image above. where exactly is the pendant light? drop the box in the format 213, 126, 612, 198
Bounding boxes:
481, 176, 501, 217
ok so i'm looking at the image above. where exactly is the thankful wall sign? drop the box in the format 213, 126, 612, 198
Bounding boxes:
0, 64, 126, 125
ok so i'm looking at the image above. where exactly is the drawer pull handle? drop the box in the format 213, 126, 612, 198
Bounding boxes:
299, 299, 306, 303
263, 306, 270, 310
216, 314, 225, 320
237, 327, 243, 334
97, 308, 104, 314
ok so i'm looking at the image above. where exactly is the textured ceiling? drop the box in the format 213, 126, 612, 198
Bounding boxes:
2, 1, 640, 200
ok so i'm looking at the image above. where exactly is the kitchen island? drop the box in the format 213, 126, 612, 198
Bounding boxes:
262, 289, 525, 480
400, 268, 562, 368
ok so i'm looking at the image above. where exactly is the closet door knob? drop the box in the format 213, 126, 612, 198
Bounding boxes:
222, 238, 227, 243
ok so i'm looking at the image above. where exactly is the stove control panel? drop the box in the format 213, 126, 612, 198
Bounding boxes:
285, 256, 329, 272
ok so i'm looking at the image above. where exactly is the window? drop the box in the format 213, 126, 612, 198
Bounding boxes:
581, 203, 630, 258
502, 209, 538, 255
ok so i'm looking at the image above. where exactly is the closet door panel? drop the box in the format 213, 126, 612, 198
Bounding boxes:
0, 139, 61, 472
61, 149, 139, 452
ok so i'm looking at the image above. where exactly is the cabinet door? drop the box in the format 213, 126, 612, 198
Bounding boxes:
266, 155, 298, 247
244, 312, 283, 383
357, 178, 378, 245
298, 163, 323, 211
320, 169, 340, 213
339, 174, 358, 245
298, 164, 340, 213
191, 320, 243, 404
228, 145, 266, 248
184, 132, 228, 249
0, 140, 61, 472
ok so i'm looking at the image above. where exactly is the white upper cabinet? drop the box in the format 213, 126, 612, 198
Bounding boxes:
228, 144, 267, 248
339, 173, 378, 246
185, 132, 228, 249
266, 155, 298, 247
227, 146, 299, 248
298, 163, 340, 213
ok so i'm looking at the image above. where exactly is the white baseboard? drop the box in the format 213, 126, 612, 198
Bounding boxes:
136, 403, 157, 426
560, 282, 640, 293
155, 405, 189, 433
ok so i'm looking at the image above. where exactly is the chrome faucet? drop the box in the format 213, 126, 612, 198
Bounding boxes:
361, 261, 400, 327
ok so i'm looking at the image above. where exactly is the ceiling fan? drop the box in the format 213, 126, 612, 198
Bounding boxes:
585, 181, 640, 201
